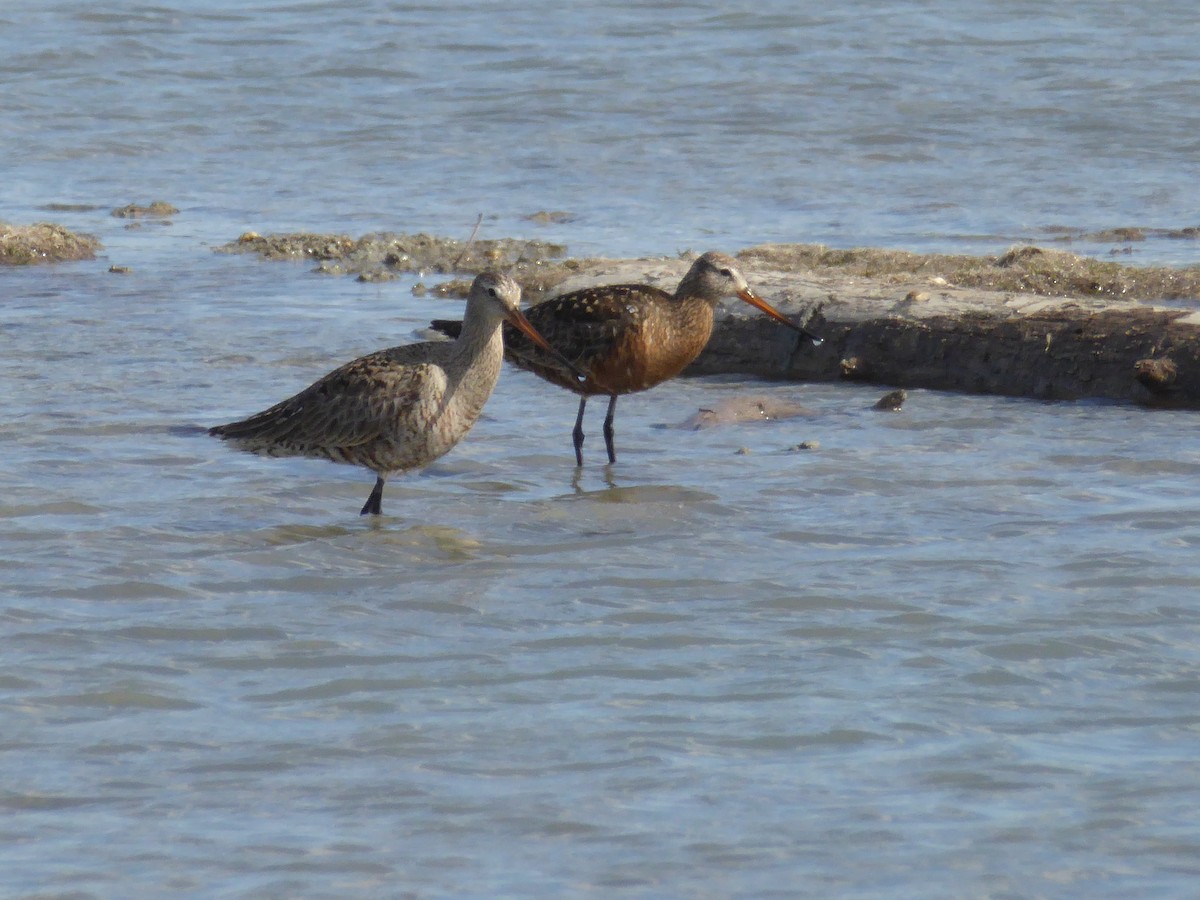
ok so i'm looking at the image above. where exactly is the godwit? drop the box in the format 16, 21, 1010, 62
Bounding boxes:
210, 272, 573, 515
432, 251, 821, 465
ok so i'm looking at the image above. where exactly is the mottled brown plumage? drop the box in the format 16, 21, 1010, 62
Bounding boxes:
432, 251, 821, 465
210, 272, 565, 515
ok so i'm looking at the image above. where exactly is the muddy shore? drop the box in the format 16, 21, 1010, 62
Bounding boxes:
8, 220, 1199, 407
219, 231, 1200, 409
558, 247, 1200, 409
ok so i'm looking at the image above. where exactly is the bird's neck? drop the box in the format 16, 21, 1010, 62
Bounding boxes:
451, 315, 505, 382
666, 294, 717, 331
672, 271, 719, 305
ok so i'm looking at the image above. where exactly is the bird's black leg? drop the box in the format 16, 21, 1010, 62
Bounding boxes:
603, 395, 618, 464
360, 476, 385, 516
572, 396, 588, 467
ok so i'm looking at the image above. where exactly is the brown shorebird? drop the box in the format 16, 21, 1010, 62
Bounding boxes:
210, 272, 575, 515
432, 251, 822, 466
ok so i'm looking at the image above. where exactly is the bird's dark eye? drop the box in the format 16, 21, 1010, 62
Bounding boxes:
487, 287, 497, 297
719, 268, 733, 277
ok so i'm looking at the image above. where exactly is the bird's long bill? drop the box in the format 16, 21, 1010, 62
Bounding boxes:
737, 288, 824, 345
505, 308, 590, 382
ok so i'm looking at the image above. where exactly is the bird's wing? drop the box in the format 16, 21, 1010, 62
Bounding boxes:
211, 345, 449, 455
505, 284, 661, 381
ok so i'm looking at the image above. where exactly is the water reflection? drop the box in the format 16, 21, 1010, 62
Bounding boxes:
570, 464, 618, 495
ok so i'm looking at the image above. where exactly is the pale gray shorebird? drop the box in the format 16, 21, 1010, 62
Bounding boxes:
432, 251, 822, 466
210, 272, 577, 515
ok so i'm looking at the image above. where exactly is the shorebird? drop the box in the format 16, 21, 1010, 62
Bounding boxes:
210, 272, 574, 515
431, 251, 822, 466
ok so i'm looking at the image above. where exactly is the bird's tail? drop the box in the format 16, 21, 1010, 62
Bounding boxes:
429, 319, 463, 339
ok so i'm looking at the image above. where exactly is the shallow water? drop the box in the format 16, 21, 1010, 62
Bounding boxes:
5, 256, 1200, 896
4, 1, 1200, 897
5, 0, 1200, 264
